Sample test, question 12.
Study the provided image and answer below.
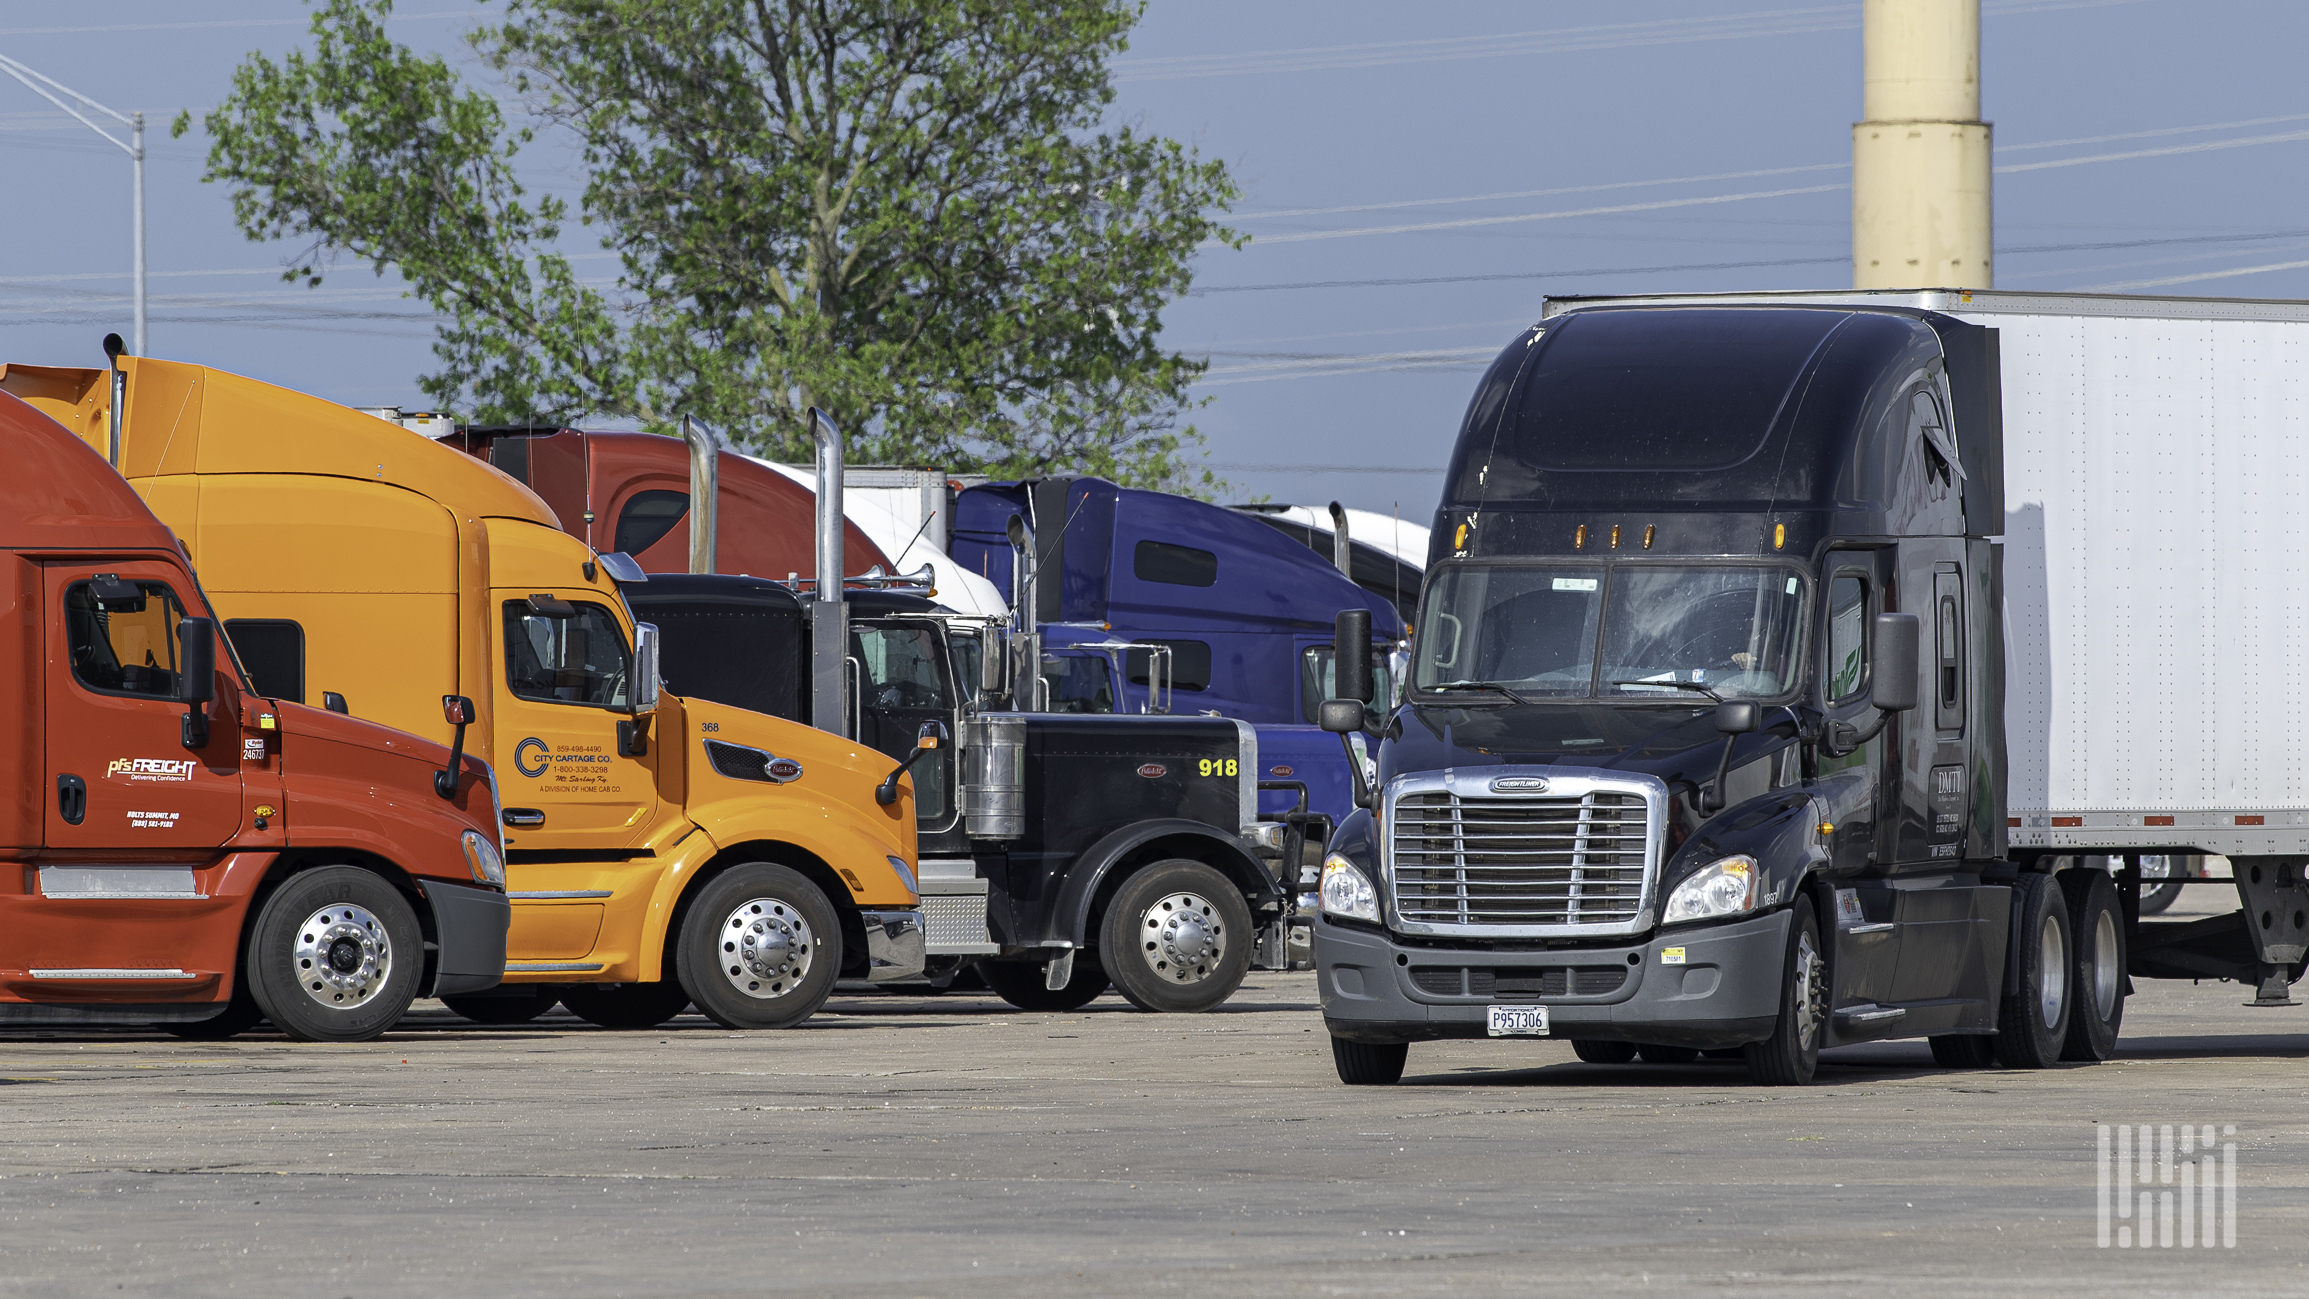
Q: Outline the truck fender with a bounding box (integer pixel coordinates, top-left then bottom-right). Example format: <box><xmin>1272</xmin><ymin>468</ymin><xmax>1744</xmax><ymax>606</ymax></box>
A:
<box><xmin>1051</xmin><ymin>819</ymin><xmax>1283</xmax><ymax>949</ymax></box>
<box><xmin>1662</xmin><ymin>788</ymin><xmax>1831</xmax><ymax>918</ymax></box>
<box><xmin>1323</xmin><ymin>806</ymin><xmax>1379</xmax><ymax>871</ymax></box>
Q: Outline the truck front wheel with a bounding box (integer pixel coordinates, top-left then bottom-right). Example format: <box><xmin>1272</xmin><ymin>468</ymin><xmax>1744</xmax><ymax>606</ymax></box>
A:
<box><xmin>1994</xmin><ymin>872</ymin><xmax>2073</xmax><ymax>1068</ymax></box>
<box><xmin>1330</xmin><ymin>1036</ymin><xmax>1408</xmax><ymax>1085</ymax></box>
<box><xmin>674</xmin><ymin>862</ymin><xmax>841</xmax><ymax>1030</ymax></box>
<box><xmin>1098</xmin><ymin>859</ymin><xmax>1254</xmax><ymax>1013</ymax></box>
<box><xmin>244</xmin><ymin>866</ymin><xmax>424</xmax><ymax>1043</ymax></box>
<box><xmin>1743</xmin><ymin>897</ymin><xmax>1825</xmax><ymax>1086</ymax></box>
<box><xmin>2060</xmin><ymin>869</ymin><xmax>2126</xmax><ymax>1062</ymax></box>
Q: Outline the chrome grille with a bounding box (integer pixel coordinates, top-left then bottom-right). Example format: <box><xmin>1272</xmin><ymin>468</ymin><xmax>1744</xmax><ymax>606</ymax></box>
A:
<box><xmin>1387</xmin><ymin>779</ymin><xmax>1659</xmax><ymax>935</ymax></box>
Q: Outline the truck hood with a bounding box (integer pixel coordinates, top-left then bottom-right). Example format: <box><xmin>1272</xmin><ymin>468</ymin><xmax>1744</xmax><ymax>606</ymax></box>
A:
<box><xmin>1383</xmin><ymin>700</ymin><xmax>1785</xmax><ymax>794</ymax></box>
<box><xmin>276</xmin><ymin>700</ymin><xmax>490</xmax><ymax>788</ymax></box>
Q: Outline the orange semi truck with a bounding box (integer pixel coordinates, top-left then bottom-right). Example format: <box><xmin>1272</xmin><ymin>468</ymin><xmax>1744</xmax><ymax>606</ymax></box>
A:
<box><xmin>1</xmin><ymin>389</ymin><xmax>510</xmax><ymax>1042</ymax></box>
<box><xmin>1</xmin><ymin>350</ymin><xmax>923</xmax><ymax>1031</ymax></box>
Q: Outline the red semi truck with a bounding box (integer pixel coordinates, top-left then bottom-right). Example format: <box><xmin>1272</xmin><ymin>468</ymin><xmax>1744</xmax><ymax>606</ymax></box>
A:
<box><xmin>0</xmin><ymin>388</ymin><xmax>509</xmax><ymax>1041</ymax></box>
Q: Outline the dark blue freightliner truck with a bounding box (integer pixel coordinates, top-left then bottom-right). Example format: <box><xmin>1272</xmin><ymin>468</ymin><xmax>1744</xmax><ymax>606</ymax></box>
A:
<box><xmin>1312</xmin><ymin>300</ymin><xmax>2129</xmax><ymax>1086</ymax></box>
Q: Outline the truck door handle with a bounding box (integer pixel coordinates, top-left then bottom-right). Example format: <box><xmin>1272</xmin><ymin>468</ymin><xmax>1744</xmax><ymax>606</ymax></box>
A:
<box><xmin>502</xmin><ymin>808</ymin><xmax>546</xmax><ymax>828</ymax></box>
<box><xmin>57</xmin><ymin>774</ymin><xmax>87</xmax><ymax>826</ymax></box>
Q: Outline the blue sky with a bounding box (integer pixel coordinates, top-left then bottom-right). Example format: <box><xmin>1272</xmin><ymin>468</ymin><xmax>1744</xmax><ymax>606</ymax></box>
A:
<box><xmin>5</xmin><ymin>0</ymin><xmax>2304</xmax><ymax>521</ymax></box>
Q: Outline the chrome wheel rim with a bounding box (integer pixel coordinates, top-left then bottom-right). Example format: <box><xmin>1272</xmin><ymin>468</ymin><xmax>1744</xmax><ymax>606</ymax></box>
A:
<box><xmin>1793</xmin><ymin>928</ymin><xmax>1824</xmax><ymax>1048</ymax></box>
<box><xmin>2038</xmin><ymin>912</ymin><xmax>2068</xmax><ymax>1029</ymax></box>
<box><xmin>720</xmin><ymin>898</ymin><xmax>814</xmax><ymax>1000</ymax></box>
<box><xmin>1137</xmin><ymin>891</ymin><xmax>1227</xmax><ymax>984</ymax></box>
<box><xmin>2092</xmin><ymin>908</ymin><xmax>2120</xmax><ymax>1021</ymax></box>
<box><xmin>293</xmin><ymin>904</ymin><xmax>393</xmax><ymax>1011</ymax></box>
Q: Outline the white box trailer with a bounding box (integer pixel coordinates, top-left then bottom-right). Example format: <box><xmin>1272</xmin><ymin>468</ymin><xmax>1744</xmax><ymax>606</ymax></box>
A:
<box><xmin>1543</xmin><ymin>289</ymin><xmax>2309</xmax><ymax>858</ymax></box>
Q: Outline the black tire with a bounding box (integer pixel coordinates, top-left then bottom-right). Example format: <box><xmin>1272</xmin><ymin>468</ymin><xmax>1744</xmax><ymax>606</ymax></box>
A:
<box><xmin>243</xmin><ymin>866</ymin><xmax>424</xmax><ymax>1043</ymax></box>
<box><xmin>441</xmin><ymin>986</ymin><xmax>563</xmax><ymax>1025</ymax></box>
<box><xmin>1635</xmin><ymin>1043</ymin><xmax>1701</xmax><ymax>1064</ymax></box>
<box><xmin>2138</xmin><ymin>880</ymin><xmax>2185</xmax><ymax>915</ymax></box>
<box><xmin>979</xmin><ymin>959</ymin><xmax>1110</xmax><ymax>1012</ymax></box>
<box><xmin>1331</xmin><ymin>1035</ymin><xmax>1408</xmax><ymax>1085</ymax></box>
<box><xmin>1098</xmin><ymin>859</ymin><xmax>1254</xmax><ymax>1013</ymax></box>
<box><xmin>163</xmin><ymin>992</ymin><xmax>266</xmax><ymax>1040</ymax></box>
<box><xmin>2060</xmin><ymin>868</ymin><xmax>2126</xmax><ymax>1062</ymax></box>
<box><xmin>1572</xmin><ymin>1039</ymin><xmax>1638</xmax><ymax>1064</ymax></box>
<box><xmin>559</xmin><ymin>981</ymin><xmax>690</xmax><ymax>1029</ymax></box>
<box><xmin>673</xmin><ymin>862</ymin><xmax>841</xmax><ymax>1030</ymax></box>
<box><xmin>1743</xmin><ymin>897</ymin><xmax>1826</xmax><ymax>1086</ymax></box>
<box><xmin>1993</xmin><ymin>872</ymin><xmax>2073</xmax><ymax>1069</ymax></box>
<box><xmin>1928</xmin><ymin>1034</ymin><xmax>1997</xmax><ymax>1068</ymax></box>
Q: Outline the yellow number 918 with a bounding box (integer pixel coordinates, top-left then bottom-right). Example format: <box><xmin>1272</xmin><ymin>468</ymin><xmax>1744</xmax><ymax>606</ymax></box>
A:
<box><xmin>1198</xmin><ymin>758</ymin><xmax>1239</xmax><ymax>778</ymax></box>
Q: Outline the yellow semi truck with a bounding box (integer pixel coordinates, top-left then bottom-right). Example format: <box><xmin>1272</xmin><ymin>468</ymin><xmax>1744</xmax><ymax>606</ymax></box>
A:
<box><xmin>1</xmin><ymin>351</ymin><xmax>923</xmax><ymax>1030</ymax></box>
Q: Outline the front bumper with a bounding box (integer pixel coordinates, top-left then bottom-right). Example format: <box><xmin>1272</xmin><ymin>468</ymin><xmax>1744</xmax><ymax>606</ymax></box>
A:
<box><xmin>1315</xmin><ymin>908</ymin><xmax>1791</xmax><ymax>1050</ymax></box>
<box><xmin>423</xmin><ymin>878</ymin><xmax>512</xmax><ymax>997</ymax></box>
<box><xmin>859</xmin><ymin>908</ymin><xmax>927</xmax><ymax>983</ymax></box>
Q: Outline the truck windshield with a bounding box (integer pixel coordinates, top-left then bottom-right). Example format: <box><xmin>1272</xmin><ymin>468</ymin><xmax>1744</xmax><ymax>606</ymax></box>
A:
<box><xmin>1414</xmin><ymin>564</ymin><xmax>1806</xmax><ymax>700</ymax></box>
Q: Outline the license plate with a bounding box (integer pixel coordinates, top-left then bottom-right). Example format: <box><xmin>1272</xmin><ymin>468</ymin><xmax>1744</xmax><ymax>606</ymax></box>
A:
<box><xmin>1486</xmin><ymin>1004</ymin><xmax>1549</xmax><ymax>1036</ymax></box>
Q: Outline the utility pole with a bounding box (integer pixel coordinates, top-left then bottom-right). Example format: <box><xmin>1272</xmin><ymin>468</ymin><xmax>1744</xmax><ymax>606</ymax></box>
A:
<box><xmin>1852</xmin><ymin>0</ymin><xmax>1992</xmax><ymax>289</ymax></box>
<box><xmin>0</xmin><ymin>56</ymin><xmax>146</xmax><ymax>352</ymax></box>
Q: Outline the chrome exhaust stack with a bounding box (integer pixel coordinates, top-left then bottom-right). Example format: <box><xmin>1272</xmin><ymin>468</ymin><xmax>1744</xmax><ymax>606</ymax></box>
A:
<box><xmin>680</xmin><ymin>414</ymin><xmax>719</xmax><ymax>575</ymax></box>
<box><xmin>809</xmin><ymin>408</ymin><xmax>849</xmax><ymax>737</ymax></box>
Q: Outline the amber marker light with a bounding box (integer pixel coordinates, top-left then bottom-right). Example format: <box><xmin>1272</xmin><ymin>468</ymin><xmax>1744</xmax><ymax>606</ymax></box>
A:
<box><xmin>1773</xmin><ymin>524</ymin><xmax>1786</xmax><ymax>550</ymax></box>
<box><xmin>1454</xmin><ymin>522</ymin><xmax>1469</xmax><ymax>549</ymax></box>
<box><xmin>1574</xmin><ymin>524</ymin><xmax>1587</xmax><ymax>549</ymax></box>
<box><xmin>1643</xmin><ymin>525</ymin><xmax>1656</xmax><ymax>550</ymax></box>
<box><xmin>1609</xmin><ymin>524</ymin><xmax>1621</xmax><ymax>549</ymax></box>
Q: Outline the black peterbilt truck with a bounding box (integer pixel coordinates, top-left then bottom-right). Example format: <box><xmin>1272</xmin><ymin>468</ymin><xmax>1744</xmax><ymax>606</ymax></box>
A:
<box><xmin>1313</xmin><ymin>301</ymin><xmax>2130</xmax><ymax>1085</ymax></box>
<box><xmin>626</xmin><ymin>576</ymin><xmax>1304</xmax><ymax>1013</ymax></box>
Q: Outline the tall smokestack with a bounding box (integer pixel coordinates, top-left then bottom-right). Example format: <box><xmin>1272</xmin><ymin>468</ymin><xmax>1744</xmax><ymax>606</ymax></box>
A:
<box><xmin>1852</xmin><ymin>0</ymin><xmax>1992</xmax><ymax>289</ymax></box>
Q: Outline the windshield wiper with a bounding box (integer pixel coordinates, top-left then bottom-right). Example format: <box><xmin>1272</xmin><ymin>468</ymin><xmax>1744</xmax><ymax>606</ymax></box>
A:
<box><xmin>1425</xmin><ymin>680</ymin><xmax>1544</xmax><ymax>705</ymax></box>
<box><xmin>1609</xmin><ymin>678</ymin><xmax>1723</xmax><ymax>703</ymax></box>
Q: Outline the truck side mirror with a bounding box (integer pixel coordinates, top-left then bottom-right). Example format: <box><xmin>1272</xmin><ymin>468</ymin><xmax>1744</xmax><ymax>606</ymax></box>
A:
<box><xmin>877</xmin><ymin>719</ymin><xmax>951</xmax><ymax>806</ymax></box>
<box><xmin>1701</xmin><ymin>699</ymin><xmax>1760</xmax><ymax>814</ymax></box>
<box><xmin>179</xmin><ymin>617</ymin><xmax>216</xmax><ymax>749</ymax></box>
<box><xmin>436</xmin><ymin>694</ymin><xmax>477</xmax><ymax>798</ymax></box>
<box><xmin>1333</xmin><ymin>609</ymin><xmax>1373</xmax><ymax>704</ymax></box>
<box><xmin>1317</xmin><ymin>699</ymin><xmax>1365</xmax><ymax>735</ymax></box>
<box><xmin>979</xmin><ymin>627</ymin><xmax>1009</xmax><ymax>696</ymax></box>
<box><xmin>1869</xmin><ymin>613</ymin><xmax>1921</xmax><ymax>713</ymax></box>
<box><xmin>631</xmin><ymin>623</ymin><xmax>663</xmax><ymax>712</ymax></box>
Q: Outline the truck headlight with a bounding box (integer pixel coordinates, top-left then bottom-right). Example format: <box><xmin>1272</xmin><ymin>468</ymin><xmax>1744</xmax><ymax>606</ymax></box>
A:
<box><xmin>1662</xmin><ymin>854</ymin><xmax>1754</xmax><ymax>925</ymax></box>
<box><xmin>460</xmin><ymin>829</ymin><xmax>506</xmax><ymax>888</ymax></box>
<box><xmin>1319</xmin><ymin>853</ymin><xmax>1379</xmax><ymax>923</ymax></box>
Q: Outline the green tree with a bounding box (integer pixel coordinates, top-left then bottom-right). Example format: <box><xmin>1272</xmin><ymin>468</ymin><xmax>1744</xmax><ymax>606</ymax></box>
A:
<box><xmin>179</xmin><ymin>0</ymin><xmax>1240</xmax><ymax>491</ymax></box>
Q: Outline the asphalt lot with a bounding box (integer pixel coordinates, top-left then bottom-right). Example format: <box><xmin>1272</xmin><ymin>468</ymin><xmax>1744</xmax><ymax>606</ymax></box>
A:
<box><xmin>4</xmin><ymin>890</ymin><xmax>2306</xmax><ymax>1298</ymax></box>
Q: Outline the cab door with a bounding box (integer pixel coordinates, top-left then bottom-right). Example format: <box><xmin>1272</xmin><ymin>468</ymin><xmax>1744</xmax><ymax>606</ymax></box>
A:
<box><xmin>490</xmin><ymin>592</ymin><xmax>660</xmax><ymax>848</ymax></box>
<box><xmin>42</xmin><ymin>562</ymin><xmax>244</xmax><ymax>853</ymax></box>
<box><xmin>853</xmin><ymin>618</ymin><xmax>957</xmax><ymax>834</ymax></box>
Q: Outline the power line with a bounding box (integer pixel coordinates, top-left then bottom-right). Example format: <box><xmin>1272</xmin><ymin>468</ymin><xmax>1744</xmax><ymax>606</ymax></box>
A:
<box><xmin>0</xmin><ymin>10</ymin><xmax>472</xmax><ymax>37</ymax></box>
<box><xmin>1229</xmin><ymin>112</ymin><xmax>2309</xmax><ymax>226</ymax></box>
<box><xmin>1114</xmin><ymin>0</ymin><xmax>2159</xmax><ymax>82</ymax></box>
<box><xmin>1189</xmin><ymin>254</ymin><xmax>1846</xmax><ymax>296</ymax></box>
<box><xmin>1187</xmin><ymin>226</ymin><xmax>2309</xmax><ymax>297</ymax></box>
